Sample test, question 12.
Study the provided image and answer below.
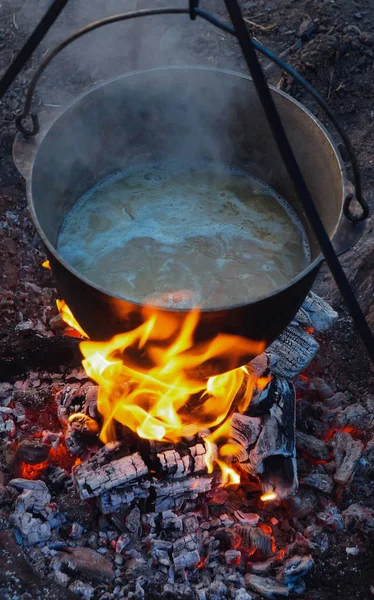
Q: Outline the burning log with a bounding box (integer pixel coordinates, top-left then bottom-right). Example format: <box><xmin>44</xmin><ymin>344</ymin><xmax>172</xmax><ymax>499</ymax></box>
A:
<box><xmin>236</xmin><ymin>377</ymin><xmax>297</xmax><ymax>498</ymax></box>
<box><xmin>73</xmin><ymin>450</ymin><xmax>148</xmax><ymax>499</ymax></box>
<box><xmin>157</xmin><ymin>442</ymin><xmax>208</xmax><ymax>478</ymax></box>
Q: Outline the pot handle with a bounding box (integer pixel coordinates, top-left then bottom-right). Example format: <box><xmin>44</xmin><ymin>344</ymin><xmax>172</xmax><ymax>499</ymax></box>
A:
<box><xmin>13</xmin><ymin>7</ymin><xmax>370</xmax><ymax>224</ymax></box>
<box><xmin>332</xmin><ymin>182</ymin><xmax>367</xmax><ymax>257</ymax></box>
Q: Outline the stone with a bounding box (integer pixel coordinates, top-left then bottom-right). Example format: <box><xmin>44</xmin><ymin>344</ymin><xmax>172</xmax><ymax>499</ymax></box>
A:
<box><xmin>342</xmin><ymin>503</ymin><xmax>373</xmax><ymax>529</ymax></box>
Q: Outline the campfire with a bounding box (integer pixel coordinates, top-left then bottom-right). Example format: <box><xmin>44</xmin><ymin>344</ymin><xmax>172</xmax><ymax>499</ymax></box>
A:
<box><xmin>3</xmin><ymin>283</ymin><xmax>371</xmax><ymax>600</ymax></box>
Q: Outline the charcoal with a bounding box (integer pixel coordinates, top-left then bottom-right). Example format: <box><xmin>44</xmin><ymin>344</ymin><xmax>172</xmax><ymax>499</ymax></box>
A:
<box><xmin>283</xmin><ymin>488</ymin><xmax>317</xmax><ymax>518</ymax></box>
<box><xmin>68</xmin><ymin>580</ymin><xmax>94</xmax><ymax>599</ymax></box>
<box><xmin>225</xmin><ymin>549</ymin><xmax>241</xmax><ymax>565</ymax></box>
<box><xmin>98</xmin><ymin>481</ymin><xmax>150</xmax><ymax>514</ymax></box>
<box><xmin>154</xmin><ymin>475</ymin><xmax>212</xmax><ymax>512</ymax></box>
<box><xmin>295</xmin><ymin>432</ymin><xmax>330</xmax><ymax>460</ymax></box>
<box><xmin>234</xmin><ymin>511</ymin><xmax>260</xmax><ymax>526</ymax></box>
<box><xmin>333</xmin><ymin>431</ymin><xmax>364</xmax><ymax>485</ymax></box>
<box><xmin>301</xmin><ymin>471</ymin><xmax>334</xmax><ymax>494</ymax></box>
<box><xmin>326</xmin><ymin>392</ymin><xmax>348</xmax><ymax>409</ymax></box>
<box><xmin>249</xmin><ymin>527</ymin><xmax>273</xmax><ymax>558</ymax></box>
<box><xmin>317</xmin><ymin>504</ymin><xmax>344</xmax><ymax>531</ymax></box>
<box><xmin>11</xmin><ymin>511</ymin><xmax>51</xmax><ymax>545</ymax></box>
<box><xmin>309</xmin><ymin>378</ymin><xmax>334</xmax><ymax>400</ymax></box>
<box><xmin>157</xmin><ymin>443</ymin><xmax>208</xmax><ymax>478</ymax></box>
<box><xmin>246</xmin><ymin>378</ymin><xmax>297</xmax><ymax>498</ymax></box>
<box><xmin>276</xmin><ymin>554</ymin><xmax>314</xmax><ymax>583</ymax></box>
<box><xmin>266</xmin><ymin>323</ymin><xmax>319</xmax><ymax>378</ymax></box>
<box><xmin>126</xmin><ymin>507</ymin><xmax>142</xmax><ymax>537</ymax></box>
<box><xmin>245</xmin><ymin>574</ymin><xmax>289</xmax><ymax>598</ymax></box>
<box><xmin>248</xmin><ymin>555</ymin><xmax>280</xmax><ymax>575</ymax></box>
<box><xmin>342</xmin><ymin>503</ymin><xmax>373</xmax><ymax>529</ymax></box>
<box><xmin>172</xmin><ymin>534</ymin><xmax>200</xmax><ymax>571</ymax></box>
<box><xmin>331</xmin><ymin>403</ymin><xmax>372</xmax><ymax>430</ymax></box>
<box><xmin>295</xmin><ymin>291</ymin><xmax>338</xmax><ymax>332</ymax></box>
<box><xmin>232</xmin><ymin>589</ymin><xmax>252</xmax><ymax>600</ymax></box>
<box><xmin>73</xmin><ymin>451</ymin><xmax>148</xmax><ymax>499</ymax></box>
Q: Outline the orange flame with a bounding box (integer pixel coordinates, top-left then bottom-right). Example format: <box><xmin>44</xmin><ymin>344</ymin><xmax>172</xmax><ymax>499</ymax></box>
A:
<box><xmin>260</xmin><ymin>491</ymin><xmax>278</xmax><ymax>502</ymax></box>
<box><xmin>42</xmin><ymin>259</ymin><xmax>51</xmax><ymax>270</ymax></box>
<box><xmin>56</xmin><ymin>299</ymin><xmax>88</xmax><ymax>338</ymax></box>
<box><xmin>79</xmin><ymin>308</ymin><xmax>265</xmax><ymax>483</ymax></box>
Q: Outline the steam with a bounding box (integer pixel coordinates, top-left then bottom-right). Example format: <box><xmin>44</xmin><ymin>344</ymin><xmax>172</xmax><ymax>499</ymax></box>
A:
<box><xmin>11</xmin><ymin>0</ymin><xmax>242</xmax><ymax>106</ymax></box>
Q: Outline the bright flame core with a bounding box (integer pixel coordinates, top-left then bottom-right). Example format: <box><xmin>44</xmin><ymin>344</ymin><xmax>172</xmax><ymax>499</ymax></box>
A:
<box><xmin>78</xmin><ymin>309</ymin><xmax>265</xmax><ymax>483</ymax></box>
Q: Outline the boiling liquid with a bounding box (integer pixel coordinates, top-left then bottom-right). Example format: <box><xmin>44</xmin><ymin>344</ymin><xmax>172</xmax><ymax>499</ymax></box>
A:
<box><xmin>57</xmin><ymin>163</ymin><xmax>310</xmax><ymax>309</ymax></box>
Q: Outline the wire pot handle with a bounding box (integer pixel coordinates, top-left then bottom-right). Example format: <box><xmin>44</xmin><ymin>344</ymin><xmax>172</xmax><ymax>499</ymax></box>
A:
<box><xmin>15</xmin><ymin>6</ymin><xmax>369</xmax><ymax>224</ymax></box>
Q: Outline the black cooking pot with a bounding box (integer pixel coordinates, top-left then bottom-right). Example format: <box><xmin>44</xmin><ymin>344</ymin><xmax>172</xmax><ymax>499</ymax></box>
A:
<box><xmin>13</xmin><ymin>67</ymin><xmax>363</xmax><ymax>369</ymax></box>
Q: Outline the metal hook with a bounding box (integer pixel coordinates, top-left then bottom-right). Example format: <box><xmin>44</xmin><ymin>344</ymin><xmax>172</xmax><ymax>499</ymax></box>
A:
<box><xmin>189</xmin><ymin>0</ymin><xmax>199</xmax><ymax>20</ymax></box>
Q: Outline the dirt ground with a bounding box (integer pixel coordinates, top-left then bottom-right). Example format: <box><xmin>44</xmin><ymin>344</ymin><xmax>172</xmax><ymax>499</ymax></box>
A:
<box><xmin>0</xmin><ymin>0</ymin><xmax>374</xmax><ymax>598</ymax></box>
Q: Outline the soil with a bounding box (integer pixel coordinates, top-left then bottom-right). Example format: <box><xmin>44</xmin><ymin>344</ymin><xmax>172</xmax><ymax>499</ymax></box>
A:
<box><xmin>0</xmin><ymin>0</ymin><xmax>374</xmax><ymax>599</ymax></box>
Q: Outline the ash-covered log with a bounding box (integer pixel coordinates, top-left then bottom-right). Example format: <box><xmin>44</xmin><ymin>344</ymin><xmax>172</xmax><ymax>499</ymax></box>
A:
<box><xmin>73</xmin><ymin>450</ymin><xmax>148</xmax><ymax>500</ymax></box>
<box><xmin>295</xmin><ymin>291</ymin><xmax>338</xmax><ymax>333</ymax></box>
<box><xmin>232</xmin><ymin>377</ymin><xmax>297</xmax><ymax>498</ymax></box>
<box><xmin>266</xmin><ymin>324</ymin><xmax>319</xmax><ymax>378</ymax></box>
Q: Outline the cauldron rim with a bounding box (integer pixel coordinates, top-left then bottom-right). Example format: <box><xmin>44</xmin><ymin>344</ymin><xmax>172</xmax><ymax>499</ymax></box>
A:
<box><xmin>26</xmin><ymin>65</ymin><xmax>346</xmax><ymax>315</ymax></box>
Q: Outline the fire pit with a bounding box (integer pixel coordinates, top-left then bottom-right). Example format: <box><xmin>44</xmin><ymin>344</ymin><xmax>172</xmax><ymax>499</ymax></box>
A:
<box><xmin>1</xmin><ymin>1</ymin><xmax>374</xmax><ymax>599</ymax></box>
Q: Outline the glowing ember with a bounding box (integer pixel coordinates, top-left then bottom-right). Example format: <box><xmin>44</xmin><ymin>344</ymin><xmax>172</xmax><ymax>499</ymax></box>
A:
<box><xmin>42</xmin><ymin>259</ymin><xmax>51</xmax><ymax>270</ymax></box>
<box><xmin>76</xmin><ymin>307</ymin><xmax>265</xmax><ymax>484</ymax></box>
<box><xmin>260</xmin><ymin>491</ymin><xmax>278</xmax><ymax>502</ymax></box>
<box><xmin>56</xmin><ymin>299</ymin><xmax>88</xmax><ymax>338</ymax></box>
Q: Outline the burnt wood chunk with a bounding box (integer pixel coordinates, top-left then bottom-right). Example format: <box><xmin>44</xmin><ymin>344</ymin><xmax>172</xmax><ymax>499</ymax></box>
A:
<box><xmin>295</xmin><ymin>431</ymin><xmax>330</xmax><ymax>460</ymax></box>
<box><xmin>333</xmin><ymin>431</ymin><xmax>364</xmax><ymax>485</ymax></box>
<box><xmin>266</xmin><ymin>324</ymin><xmax>319</xmax><ymax>378</ymax></box>
<box><xmin>73</xmin><ymin>451</ymin><xmax>148</xmax><ymax>499</ymax></box>
<box><xmin>295</xmin><ymin>291</ymin><xmax>338</xmax><ymax>333</ymax></box>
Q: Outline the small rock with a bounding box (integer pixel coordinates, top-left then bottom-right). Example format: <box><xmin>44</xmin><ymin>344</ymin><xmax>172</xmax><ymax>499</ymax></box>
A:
<box><xmin>298</xmin><ymin>18</ymin><xmax>316</xmax><ymax>39</ymax></box>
